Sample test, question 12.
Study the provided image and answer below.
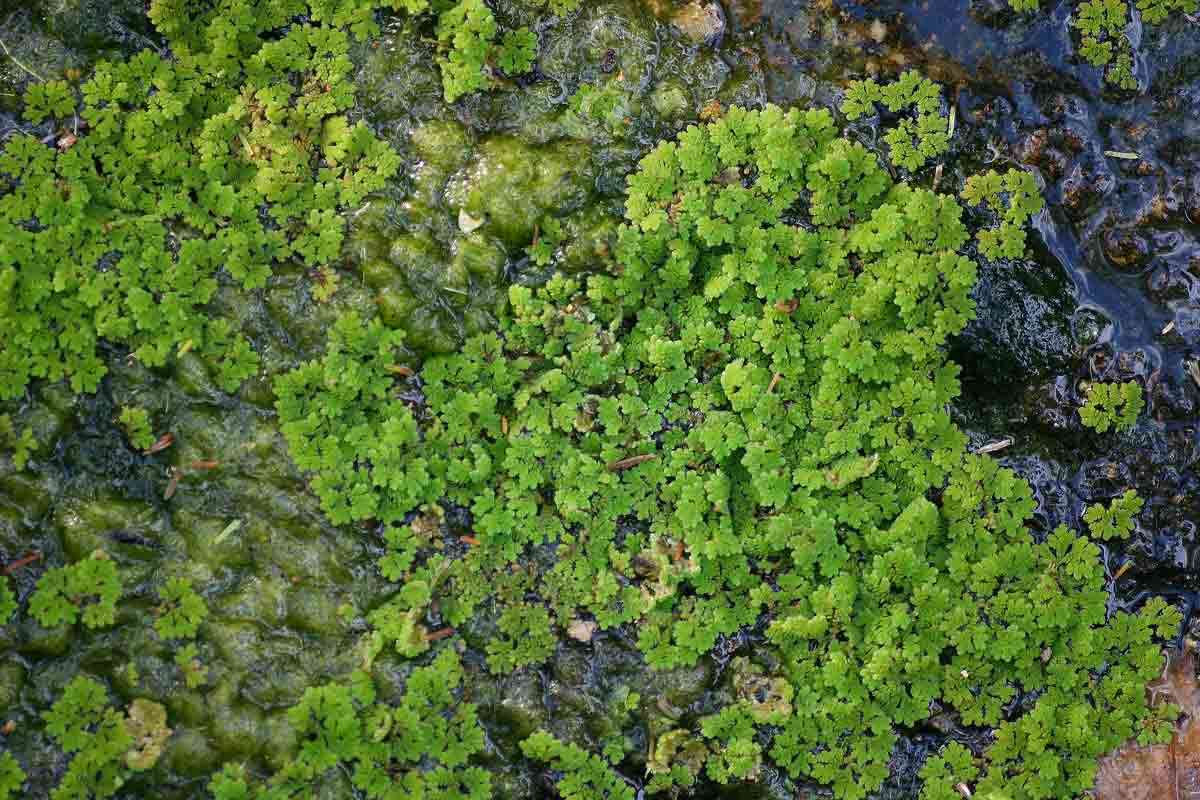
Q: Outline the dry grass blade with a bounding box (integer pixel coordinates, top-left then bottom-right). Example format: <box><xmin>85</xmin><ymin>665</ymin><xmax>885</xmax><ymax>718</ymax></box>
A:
<box><xmin>0</xmin><ymin>37</ymin><xmax>45</xmax><ymax>82</ymax></box>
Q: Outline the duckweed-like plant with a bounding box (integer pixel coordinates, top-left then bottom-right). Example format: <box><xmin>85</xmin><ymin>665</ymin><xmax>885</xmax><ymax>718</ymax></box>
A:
<box><xmin>1084</xmin><ymin>489</ymin><xmax>1142</xmax><ymax>539</ymax></box>
<box><xmin>1071</xmin><ymin>0</ymin><xmax>1194</xmax><ymax>88</ymax></box>
<box><xmin>1136</xmin><ymin>0</ymin><xmax>1198</xmax><ymax>21</ymax></box>
<box><xmin>842</xmin><ymin>71</ymin><xmax>951</xmax><ymax>170</ymax></box>
<box><xmin>0</xmin><ymin>577</ymin><xmax>15</xmax><ymax>624</ymax></box>
<box><xmin>277</xmin><ymin>105</ymin><xmax>1178</xmax><ymax>798</ymax></box>
<box><xmin>497</xmin><ymin>28</ymin><xmax>539</xmax><ymax>75</ymax></box>
<box><xmin>486</xmin><ymin>602</ymin><xmax>558</xmax><ymax>673</ymax></box>
<box><xmin>1013</xmin><ymin>0</ymin><xmax>1194</xmax><ymax>80</ymax></box>
<box><xmin>0</xmin><ymin>414</ymin><xmax>35</xmax><ymax>470</ymax></box>
<box><xmin>153</xmin><ymin>577</ymin><xmax>208</xmax><ymax>640</ymax></box>
<box><xmin>431</xmin><ymin>0</ymin><xmax>571</xmax><ymax>102</ymax></box>
<box><xmin>1080</xmin><ymin>380</ymin><xmax>1144</xmax><ymax>432</ymax></box>
<box><xmin>0</xmin><ymin>753</ymin><xmax>22</xmax><ymax>800</ymax></box>
<box><xmin>1074</xmin><ymin>0</ymin><xmax>1138</xmax><ymax>89</ymax></box>
<box><xmin>117</xmin><ymin>407</ymin><xmax>155</xmax><ymax>452</ymax></box>
<box><xmin>42</xmin><ymin>677</ymin><xmax>135</xmax><ymax>800</ymax></box>
<box><xmin>174</xmin><ymin>643</ymin><xmax>209</xmax><ymax>690</ymax></box>
<box><xmin>436</xmin><ymin>0</ymin><xmax>504</xmax><ymax>102</ymax></box>
<box><xmin>0</xmin><ymin>0</ymin><xmax>405</xmax><ymax>401</ymax></box>
<box><xmin>0</xmin><ymin>0</ymin><xmax>575</xmax><ymax>402</ymax></box>
<box><xmin>528</xmin><ymin>216</ymin><xmax>568</xmax><ymax>267</ymax></box>
<box><xmin>273</xmin><ymin>312</ymin><xmax>419</xmax><ymax>526</ymax></box>
<box><xmin>961</xmin><ymin>168</ymin><xmax>1045</xmax><ymax>260</ymax></box>
<box><xmin>21</xmin><ymin>80</ymin><xmax>76</xmax><ymax>125</ymax></box>
<box><xmin>520</xmin><ymin>731</ymin><xmax>635</xmax><ymax>800</ymax></box>
<box><xmin>28</xmin><ymin>552</ymin><xmax>122</xmax><ymax>630</ymax></box>
<box><xmin>698</xmin><ymin>705</ymin><xmax>764</xmax><ymax>784</ymax></box>
<box><xmin>208</xmin><ymin>650</ymin><xmax>490</xmax><ymax>799</ymax></box>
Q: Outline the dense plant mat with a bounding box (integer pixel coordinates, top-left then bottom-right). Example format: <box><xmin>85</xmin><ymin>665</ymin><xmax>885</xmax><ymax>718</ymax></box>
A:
<box><xmin>1</xmin><ymin>0</ymin><xmax>1197</xmax><ymax>799</ymax></box>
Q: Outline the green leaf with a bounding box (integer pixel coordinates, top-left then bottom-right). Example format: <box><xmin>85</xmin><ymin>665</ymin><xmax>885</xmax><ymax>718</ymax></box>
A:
<box><xmin>29</xmin><ymin>552</ymin><xmax>122</xmax><ymax>630</ymax></box>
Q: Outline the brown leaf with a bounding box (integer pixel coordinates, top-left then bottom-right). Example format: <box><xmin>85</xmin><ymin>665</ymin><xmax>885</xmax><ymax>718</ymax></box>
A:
<box><xmin>423</xmin><ymin>626</ymin><xmax>455</xmax><ymax>642</ymax></box>
<box><xmin>1151</xmin><ymin>646</ymin><xmax>1200</xmax><ymax>719</ymax></box>
<box><xmin>144</xmin><ymin>432</ymin><xmax>174</xmax><ymax>454</ymax></box>
<box><xmin>3</xmin><ymin>550</ymin><xmax>41</xmax><ymax>574</ymax></box>
<box><xmin>1095</xmin><ymin>647</ymin><xmax>1200</xmax><ymax>800</ymax></box>
<box><xmin>567</xmin><ymin>619</ymin><xmax>597</xmax><ymax>643</ymax></box>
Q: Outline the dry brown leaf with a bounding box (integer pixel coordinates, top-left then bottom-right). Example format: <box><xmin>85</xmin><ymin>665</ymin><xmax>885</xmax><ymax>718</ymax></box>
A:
<box><xmin>567</xmin><ymin>619</ymin><xmax>597</xmax><ymax>643</ymax></box>
<box><xmin>1094</xmin><ymin>647</ymin><xmax>1200</xmax><ymax>800</ymax></box>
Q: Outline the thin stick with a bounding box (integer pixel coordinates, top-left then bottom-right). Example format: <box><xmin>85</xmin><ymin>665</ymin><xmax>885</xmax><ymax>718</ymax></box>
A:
<box><xmin>974</xmin><ymin>438</ymin><xmax>1012</xmax><ymax>455</ymax></box>
<box><xmin>3</xmin><ymin>551</ymin><xmax>41</xmax><ymax>574</ymax></box>
<box><xmin>0</xmin><ymin>38</ymin><xmax>45</xmax><ymax>83</ymax></box>
<box><xmin>607</xmin><ymin>453</ymin><xmax>657</xmax><ymax>472</ymax></box>
<box><xmin>423</xmin><ymin>626</ymin><xmax>455</xmax><ymax>642</ymax></box>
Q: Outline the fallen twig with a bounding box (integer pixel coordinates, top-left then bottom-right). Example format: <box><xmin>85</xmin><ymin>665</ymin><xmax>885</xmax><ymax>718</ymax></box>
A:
<box><xmin>974</xmin><ymin>438</ymin><xmax>1012</xmax><ymax>455</ymax></box>
<box><xmin>607</xmin><ymin>453</ymin><xmax>657</xmax><ymax>472</ymax></box>
<box><xmin>3</xmin><ymin>550</ymin><xmax>41</xmax><ymax>574</ymax></box>
<box><xmin>144</xmin><ymin>433</ymin><xmax>174</xmax><ymax>455</ymax></box>
<box><xmin>423</xmin><ymin>626</ymin><xmax>455</xmax><ymax>642</ymax></box>
<box><xmin>164</xmin><ymin>467</ymin><xmax>181</xmax><ymax>500</ymax></box>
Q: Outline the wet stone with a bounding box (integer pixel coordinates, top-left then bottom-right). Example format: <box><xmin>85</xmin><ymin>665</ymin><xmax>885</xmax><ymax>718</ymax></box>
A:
<box><xmin>17</xmin><ymin>617</ymin><xmax>74</xmax><ymax>657</ymax></box>
<box><xmin>261</xmin><ymin>711</ymin><xmax>300</xmax><ymax>771</ymax></box>
<box><xmin>653</xmin><ymin>658</ymin><xmax>712</xmax><ymax>711</ymax></box>
<box><xmin>163</xmin><ymin>726</ymin><xmax>220</xmax><ymax>777</ymax></box>
<box><xmin>1145</xmin><ymin>264</ymin><xmax>1192</xmax><ymax>304</ymax></box>
<box><xmin>968</xmin><ymin>0</ymin><xmax>1015</xmax><ymax>28</ymax></box>
<box><xmin>1071</xmin><ymin>307</ymin><xmax>1113</xmax><ymax>350</ymax></box>
<box><xmin>0</xmin><ymin>659</ymin><xmax>26</xmax><ymax>710</ymax></box>
<box><xmin>1062</xmin><ymin>162</ymin><xmax>1116</xmax><ymax>218</ymax></box>
<box><xmin>1102</xmin><ymin>227</ymin><xmax>1152</xmax><ymax>271</ymax></box>
<box><xmin>1171</xmin><ymin>305</ymin><xmax>1200</xmax><ymax>346</ymax></box>
<box><xmin>671</xmin><ymin>1</ymin><xmax>726</xmax><ymax>46</ymax></box>
<box><xmin>953</xmin><ymin>255</ymin><xmax>1075</xmax><ymax>385</ymax></box>
<box><xmin>1148</xmin><ymin>374</ymin><xmax>1199</xmax><ymax>421</ymax></box>
<box><xmin>164</xmin><ymin>689</ymin><xmax>207</xmax><ymax>728</ymax></box>
<box><xmin>207</xmin><ymin>690</ymin><xmax>267</xmax><ymax>759</ymax></box>
<box><xmin>284</xmin><ymin>586</ymin><xmax>344</xmax><ymax>637</ymax></box>
<box><xmin>491</xmin><ymin>670</ymin><xmax>547</xmax><ymax>745</ymax></box>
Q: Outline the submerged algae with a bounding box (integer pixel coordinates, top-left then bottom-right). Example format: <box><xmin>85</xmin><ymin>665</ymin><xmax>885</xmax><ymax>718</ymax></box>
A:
<box><xmin>0</xmin><ymin>1</ymin><xmax>746</xmax><ymax>794</ymax></box>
